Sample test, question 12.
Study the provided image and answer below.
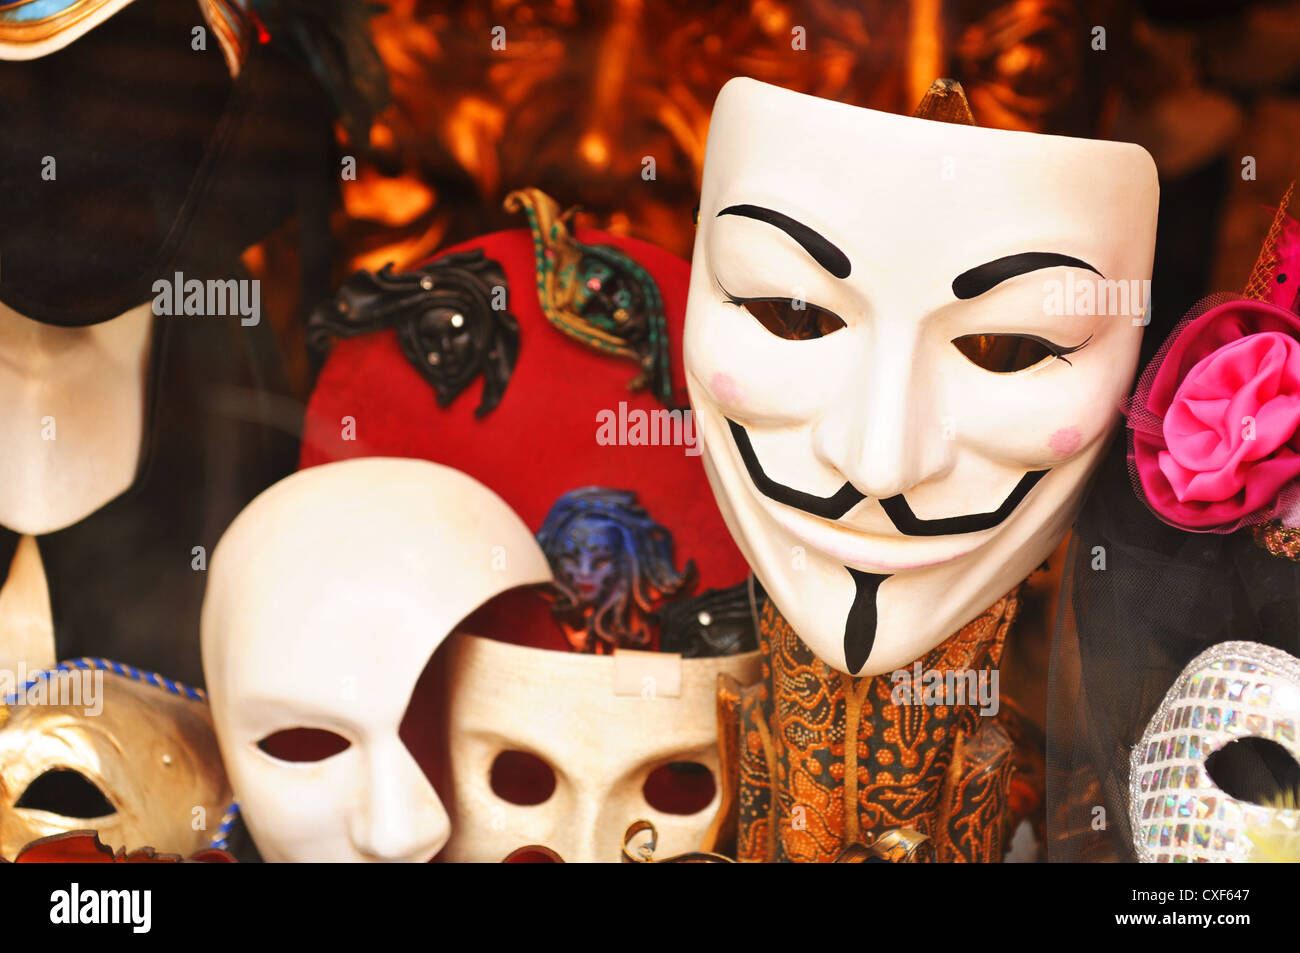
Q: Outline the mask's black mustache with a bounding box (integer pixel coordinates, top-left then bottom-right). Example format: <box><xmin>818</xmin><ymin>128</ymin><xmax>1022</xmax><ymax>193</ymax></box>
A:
<box><xmin>844</xmin><ymin>569</ymin><xmax>889</xmax><ymax>675</ymax></box>
<box><xmin>726</xmin><ymin>418</ymin><xmax>1048</xmax><ymax>535</ymax></box>
<box><xmin>728</xmin><ymin>418</ymin><xmax>863</xmax><ymax>519</ymax></box>
<box><xmin>877</xmin><ymin>470</ymin><xmax>1047</xmax><ymax>535</ymax></box>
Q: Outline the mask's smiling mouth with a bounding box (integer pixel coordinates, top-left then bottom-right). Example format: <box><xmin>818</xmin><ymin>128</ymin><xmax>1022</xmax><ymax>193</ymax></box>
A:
<box><xmin>725</xmin><ymin>417</ymin><xmax>1050</xmax><ymax>674</ymax></box>
<box><xmin>725</xmin><ymin>418</ymin><xmax>1048</xmax><ymax>537</ymax></box>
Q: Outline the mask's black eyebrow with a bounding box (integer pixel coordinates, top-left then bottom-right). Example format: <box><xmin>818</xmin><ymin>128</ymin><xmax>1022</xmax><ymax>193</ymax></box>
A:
<box><xmin>952</xmin><ymin>252</ymin><xmax>1101</xmax><ymax>299</ymax></box>
<box><xmin>717</xmin><ymin>204</ymin><xmax>851</xmax><ymax>279</ymax></box>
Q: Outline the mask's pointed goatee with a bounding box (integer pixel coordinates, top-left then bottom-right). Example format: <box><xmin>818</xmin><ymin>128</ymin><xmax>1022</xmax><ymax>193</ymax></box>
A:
<box><xmin>843</xmin><ymin>569</ymin><xmax>890</xmax><ymax>675</ymax></box>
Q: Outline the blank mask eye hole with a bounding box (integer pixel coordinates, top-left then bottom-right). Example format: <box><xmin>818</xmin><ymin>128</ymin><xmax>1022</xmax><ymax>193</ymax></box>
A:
<box><xmin>642</xmin><ymin>761</ymin><xmax>716</xmax><ymax>815</ymax></box>
<box><xmin>16</xmin><ymin>768</ymin><xmax>115</xmax><ymax>818</ymax></box>
<box><xmin>1205</xmin><ymin>736</ymin><xmax>1300</xmax><ymax>805</ymax></box>
<box><xmin>502</xmin><ymin>845</ymin><xmax>564</xmax><ymax>863</ymax></box>
<box><xmin>953</xmin><ymin>334</ymin><xmax>1056</xmax><ymax>372</ymax></box>
<box><xmin>490</xmin><ymin>750</ymin><xmax>556</xmax><ymax>805</ymax></box>
<box><xmin>258</xmin><ymin>728</ymin><xmax>351</xmax><ymax>763</ymax></box>
<box><xmin>740</xmin><ymin>299</ymin><xmax>846</xmax><ymax>341</ymax></box>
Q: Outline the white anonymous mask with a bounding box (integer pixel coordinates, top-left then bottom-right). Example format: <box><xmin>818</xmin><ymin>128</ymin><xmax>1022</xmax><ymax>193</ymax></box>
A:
<box><xmin>201</xmin><ymin>457</ymin><xmax>552</xmax><ymax>862</ymax></box>
<box><xmin>1131</xmin><ymin>641</ymin><xmax>1300</xmax><ymax>863</ymax></box>
<box><xmin>685</xmin><ymin>77</ymin><xmax>1159</xmax><ymax>676</ymax></box>
<box><xmin>442</xmin><ymin>633</ymin><xmax>760</xmax><ymax>862</ymax></box>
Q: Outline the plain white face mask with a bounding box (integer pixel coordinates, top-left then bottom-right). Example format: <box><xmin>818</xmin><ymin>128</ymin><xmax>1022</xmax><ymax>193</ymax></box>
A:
<box><xmin>201</xmin><ymin>457</ymin><xmax>552</xmax><ymax>862</ymax></box>
<box><xmin>442</xmin><ymin>633</ymin><xmax>760</xmax><ymax>862</ymax></box>
<box><xmin>685</xmin><ymin>77</ymin><xmax>1159</xmax><ymax>676</ymax></box>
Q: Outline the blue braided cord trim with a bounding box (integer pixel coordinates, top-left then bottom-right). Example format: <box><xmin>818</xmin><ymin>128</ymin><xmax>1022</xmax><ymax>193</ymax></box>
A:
<box><xmin>211</xmin><ymin>802</ymin><xmax>241</xmax><ymax>850</ymax></box>
<box><xmin>2</xmin><ymin>657</ymin><xmax>205</xmax><ymax>706</ymax></box>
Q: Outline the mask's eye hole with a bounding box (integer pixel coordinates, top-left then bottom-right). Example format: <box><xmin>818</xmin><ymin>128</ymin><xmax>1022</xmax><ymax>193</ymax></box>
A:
<box><xmin>258</xmin><ymin>728</ymin><xmax>351</xmax><ymax>763</ymax></box>
<box><xmin>953</xmin><ymin>333</ymin><xmax>1091</xmax><ymax>372</ymax></box>
<box><xmin>738</xmin><ymin>298</ymin><xmax>846</xmax><ymax>341</ymax></box>
<box><xmin>15</xmin><ymin>768</ymin><xmax>115</xmax><ymax>818</ymax></box>
<box><xmin>490</xmin><ymin>750</ymin><xmax>556</xmax><ymax>805</ymax></box>
<box><xmin>1205</xmin><ymin>736</ymin><xmax>1300</xmax><ymax>806</ymax></box>
<box><xmin>642</xmin><ymin>760</ymin><xmax>716</xmax><ymax>815</ymax></box>
<box><xmin>503</xmin><ymin>845</ymin><xmax>564</xmax><ymax>863</ymax></box>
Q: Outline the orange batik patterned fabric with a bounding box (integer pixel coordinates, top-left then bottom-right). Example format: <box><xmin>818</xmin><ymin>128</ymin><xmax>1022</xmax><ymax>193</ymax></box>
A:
<box><xmin>730</xmin><ymin>588</ymin><xmax>1021</xmax><ymax>863</ymax></box>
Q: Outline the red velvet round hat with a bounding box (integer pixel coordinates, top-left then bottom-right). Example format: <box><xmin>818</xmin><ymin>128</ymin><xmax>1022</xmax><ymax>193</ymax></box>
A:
<box><xmin>300</xmin><ymin>189</ymin><xmax>749</xmax><ymax>654</ymax></box>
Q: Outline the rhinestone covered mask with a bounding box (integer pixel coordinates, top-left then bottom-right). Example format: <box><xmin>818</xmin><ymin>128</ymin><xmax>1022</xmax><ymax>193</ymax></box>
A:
<box><xmin>1130</xmin><ymin>641</ymin><xmax>1300</xmax><ymax>862</ymax></box>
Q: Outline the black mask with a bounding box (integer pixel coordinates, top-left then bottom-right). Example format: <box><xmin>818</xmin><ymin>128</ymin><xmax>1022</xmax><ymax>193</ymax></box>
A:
<box><xmin>0</xmin><ymin>0</ymin><xmax>337</xmax><ymax>326</ymax></box>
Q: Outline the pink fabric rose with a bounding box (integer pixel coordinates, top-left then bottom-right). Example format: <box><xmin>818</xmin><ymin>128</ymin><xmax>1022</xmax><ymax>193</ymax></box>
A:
<box><xmin>1130</xmin><ymin>298</ymin><xmax>1300</xmax><ymax>531</ymax></box>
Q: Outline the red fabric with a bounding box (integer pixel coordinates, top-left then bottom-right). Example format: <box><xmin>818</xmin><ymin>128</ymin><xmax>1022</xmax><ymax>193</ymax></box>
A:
<box><xmin>9</xmin><ymin>831</ymin><xmax>233</xmax><ymax>863</ymax></box>
<box><xmin>300</xmin><ymin>227</ymin><xmax>748</xmax><ymax>649</ymax></box>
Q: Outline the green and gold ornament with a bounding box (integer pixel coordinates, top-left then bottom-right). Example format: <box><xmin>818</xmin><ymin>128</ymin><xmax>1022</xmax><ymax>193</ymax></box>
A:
<box><xmin>506</xmin><ymin>188</ymin><xmax>674</xmax><ymax>407</ymax></box>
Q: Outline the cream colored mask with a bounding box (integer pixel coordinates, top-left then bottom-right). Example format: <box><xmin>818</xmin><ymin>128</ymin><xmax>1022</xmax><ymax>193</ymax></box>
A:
<box><xmin>201</xmin><ymin>457</ymin><xmax>552</xmax><ymax>862</ymax></box>
<box><xmin>1131</xmin><ymin>641</ymin><xmax>1300</xmax><ymax>863</ymax></box>
<box><xmin>685</xmin><ymin>77</ymin><xmax>1159</xmax><ymax>675</ymax></box>
<box><xmin>443</xmin><ymin>633</ymin><xmax>759</xmax><ymax>862</ymax></box>
<box><xmin>0</xmin><ymin>660</ymin><xmax>232</xmax><ymax>859</ymax></box>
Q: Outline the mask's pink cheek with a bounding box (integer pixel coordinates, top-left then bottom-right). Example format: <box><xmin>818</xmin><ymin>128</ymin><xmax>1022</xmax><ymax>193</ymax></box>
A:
<box><xmin>709</xmin><ymin>371</ymin><xmax>745</xmax><ymax>408</ymax></box>
<box><xmin>1048</xmin><ymin>426</ymin><xmax>1083</xmax><ymax>458</ymax></box>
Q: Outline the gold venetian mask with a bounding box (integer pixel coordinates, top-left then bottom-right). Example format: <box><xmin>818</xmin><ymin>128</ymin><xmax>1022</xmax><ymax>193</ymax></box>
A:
<box><xmin>0</xmin><ymin>660</ymin><xmax>232</xmax><ymax>860</ymax></box>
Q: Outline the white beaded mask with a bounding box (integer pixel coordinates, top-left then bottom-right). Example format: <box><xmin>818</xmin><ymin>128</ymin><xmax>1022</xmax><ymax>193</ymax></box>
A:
<box><xmin>1131</xmin><ymin>641</ymin><xmax>1300</xmax><ymax>862</ymax></box>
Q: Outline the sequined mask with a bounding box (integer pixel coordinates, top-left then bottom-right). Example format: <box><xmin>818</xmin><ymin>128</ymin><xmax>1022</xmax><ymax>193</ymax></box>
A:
<box><xmin>1131</xmin><ymin>641</ymin><xmax>1300</xmax><ymax>862</ymax></box>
